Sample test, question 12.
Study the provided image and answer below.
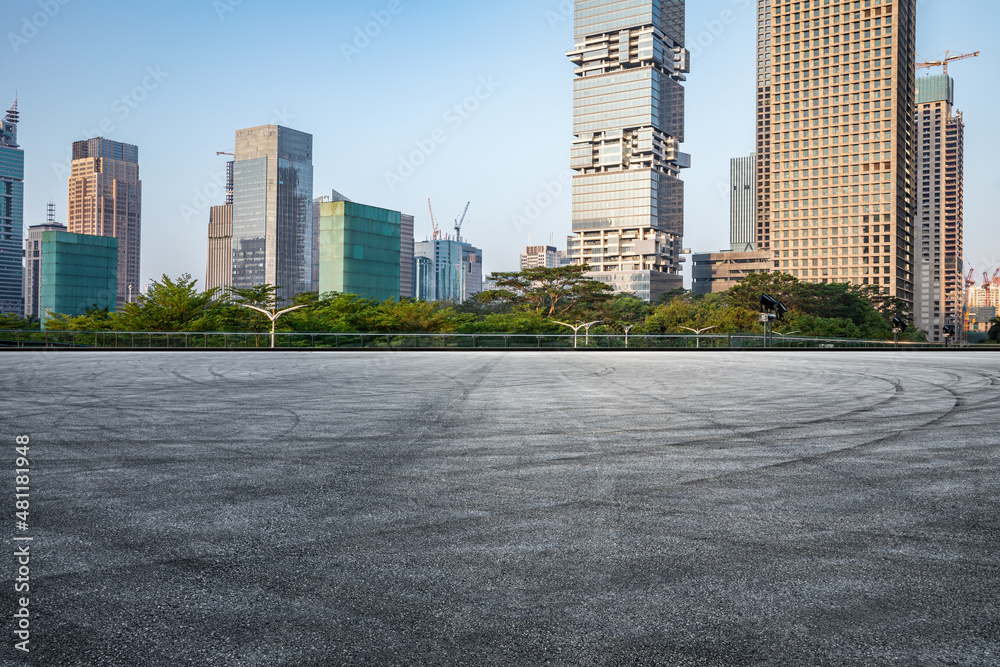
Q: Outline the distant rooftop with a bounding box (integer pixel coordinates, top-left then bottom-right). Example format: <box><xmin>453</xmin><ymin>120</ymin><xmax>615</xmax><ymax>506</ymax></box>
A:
<box><xmin>916</xmin><ymin>74</ymin><xmax>954</xmax><ymax>106</ymax></box>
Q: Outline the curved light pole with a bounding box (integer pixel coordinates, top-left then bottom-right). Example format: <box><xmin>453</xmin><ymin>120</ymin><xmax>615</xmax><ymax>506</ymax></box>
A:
<box><xmin>241</xmin><ymin>304</ymin><xmax>306</xmax><ymax>348</ymax></box>
<box><xmin>553</xmin><ymin>321</ymin><xmax>585</xmax><ymax>348</ymax></box>
<box><xmin>679</xmin><ymin>325</ymin><xmax>718</xmax><ymax>349</ymax></box>
<box><xmin>621</xmin><ymin>323</ymin><xmax>635</xmax><ymax>349</ymax></box>
<box><xmin>581</xmin><ymin>320</ymin><xmax>602</xmax><ymax>346</ymax></box>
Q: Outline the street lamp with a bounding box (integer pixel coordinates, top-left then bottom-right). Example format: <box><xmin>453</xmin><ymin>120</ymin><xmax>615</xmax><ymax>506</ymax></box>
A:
<box><xmin>581</xmin><ymin>320</ymin><xmax>602</xmax><ymax>346</ymax></box>
<box><xmin>241</xmin><ymin>304</ymin><xmax>306</xmax><ymax>348</ymax></box>
<box><xmin>127</xmin><ymin>284</ymin><xmax>133</xmax><ymax>304</ymax></box>
<box><xmin>679</xmin><ymin>325</ymin><xmax>718</xmax><ymax>348</ymax></box>
<box><xmin>621</xmin><ymin>323</ymin><xmax>635</xmax><ymax>349</ymax></box>
<box><xmin>553</xmin><ymin>321</ymin><xmax>585</xmax><ymax>348</ymax></box>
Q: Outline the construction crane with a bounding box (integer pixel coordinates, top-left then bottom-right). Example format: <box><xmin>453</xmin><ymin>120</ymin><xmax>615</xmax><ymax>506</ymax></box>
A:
<box><xmin>985</xmin><ymin>269</ymin><xmax>1000</xmax><ymax>291</ymax></box>
<box><xmin>964</xmin><ymin>268</ymin><xmax>977</xmax><ymax>290</ymax></box>
<box><xmin>454</xmin><ymin>202</ymin><xmax>470</xmax><ymax>243</ymax></box>
<box><xmin>427</xmin><ymin>198</ymin><xmax>441</xmax><ymax>240</ymax></box>
<box><xmin>216</xmin><ymin>151</ymin><xmax>235</xmax><ymax>156</ymax></box>
<box><xmin>916</xmin><ymin>50</ymin><xmax>980</xmax><ymax>75</ymax></box>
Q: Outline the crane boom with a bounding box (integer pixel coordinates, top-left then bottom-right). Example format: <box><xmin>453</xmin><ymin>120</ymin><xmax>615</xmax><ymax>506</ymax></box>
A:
<box><xmin>427</xmin><ymin>198</ymin><xmax>440</xmax><ymax>240</ymax></box>
<box><xmin>916</xmin><ymin>50</ymin><xmax>980</xmax><ymax>74</ymax></box>
<box><xmin>454</xmin><ymin>202</ymin><xmax>470</xmax><ymax>243</ymax></box>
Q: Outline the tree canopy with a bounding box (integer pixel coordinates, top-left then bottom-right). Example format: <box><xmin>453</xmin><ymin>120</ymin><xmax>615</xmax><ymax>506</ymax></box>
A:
<box><xmin>30</xmin><ymin>268</ymin><xmax>931</xmax><ymax>342</ymax></box>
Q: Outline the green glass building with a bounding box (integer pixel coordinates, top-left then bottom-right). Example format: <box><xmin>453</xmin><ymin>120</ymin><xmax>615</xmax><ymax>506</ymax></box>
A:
<box><xmin>318</xmin><ymin>201</ymin><xmax>401</xmax><ymax>301</ymax></box>
<box><xmin>39</xmin><ymin>231</ymin><xmax>118</xmax><ymax>329</ymax></box>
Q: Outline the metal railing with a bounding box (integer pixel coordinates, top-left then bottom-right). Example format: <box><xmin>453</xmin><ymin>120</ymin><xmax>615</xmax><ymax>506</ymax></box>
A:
<box><xmin>0</xmin><ymin>330</ymin><xmax>944</xmax><ymax>350</ymax></box>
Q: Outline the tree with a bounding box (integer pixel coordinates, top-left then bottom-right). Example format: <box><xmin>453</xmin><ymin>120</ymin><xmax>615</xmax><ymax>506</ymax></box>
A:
<box><xmin>989</xmin><ymin>318</ymin><xmax>1000</xmax><ymax>343</ymax></box>
<box><xmin>117</xmin><ymin>274</ymin><xmax>219</xmax><ymax>331</ymax></box>
<box><xmin>479</xmin><ymin>265</ymin><xmax>614</xmax><ymax>316</ymax></box>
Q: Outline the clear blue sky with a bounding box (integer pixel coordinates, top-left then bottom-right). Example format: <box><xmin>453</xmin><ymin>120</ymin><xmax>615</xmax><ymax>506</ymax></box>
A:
<box><xmin>5</xmin><ymin>0</ymin><xmax>998</xmax><ymax>287</ymax></box>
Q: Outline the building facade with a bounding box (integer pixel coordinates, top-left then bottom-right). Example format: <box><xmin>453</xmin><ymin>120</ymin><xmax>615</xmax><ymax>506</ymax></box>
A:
<box><xmin>67</xmin><ymin>137</ymin><xmax>141</xmax><ymax>308</ymax></box>
<box><xmin>730</xmin><ymin>155</ymin><xmax>756</xmax><ymax>251</ymax></box>
<box><xmin>414</xmin><ymin>255</ymin><xmax>433</xmax><ymax>301</ymax></box>
<box><xmin>206</xmin><ymin>204</ymin><xmax>233</xmax><ymax>293</ymax></box>
<box><xmin>414</xmin><ymin>238</ymin><xmax>483</xmax><ymax>303</ymax></box>
<box><xmin>23</xmin><ymin>204</ymin><xmax>66</xmax><ymax>319</ymax></box>
<box><xmin>755</xmin><ymin>0</ymin><xmax>917</xmax><ymax>306</ymax></box>
<box><xmin>231</xmin><ymin>125</ymin><xmax>314</xmax><ymax>304</ymax></box>
<box><xmin>399</xmin><ymin>213</ymin><xmax>415</xmax><ymax>299</ymax></box>
<box><xmin>913</xmin><ymin>74</ymin><xmax>964</xmax><ymax>343</ymax></box>
<box><xmin>692</xmin><ymin>249</ymin><xmax>774</xmax><ymax>295</ymax></box>
<box><xmin>565</xmin><ymin>0</ymin><xmax>690</xmax><ymax>303</ymax></box>
<box><xmin>520</xmin><ymin>245</ymin><xmax>559</xmax><ymax>270</ymax></box>
<box><xmin>318</xmin><ymin>200</ymin><xmax>401</xmax><ymax>301</ymax></box>
<box><xmin>38</xmin><ymin>231</ymin><xmax>117</xmax><ymax>328</ymax></box>
<box><xmin>0</xmin><ymin>100</ymin><xmax>24</xmax><ymax>315</ymax></box>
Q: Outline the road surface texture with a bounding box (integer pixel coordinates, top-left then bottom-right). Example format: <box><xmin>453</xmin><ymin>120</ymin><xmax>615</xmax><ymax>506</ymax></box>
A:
<box><xmin>1</xmin><ymin>351</ymin><xmax>998</xmax><ymax>666</ymax></box>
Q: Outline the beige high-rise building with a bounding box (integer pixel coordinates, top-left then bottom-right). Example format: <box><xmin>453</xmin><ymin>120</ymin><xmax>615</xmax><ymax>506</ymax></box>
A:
<box><xmin>206</xmin><ymin>205</ymin><xmax>233</xmax><ymax>292</ymax></box>
<box><xmin>913</xmin><ymin>74</ymin><xmax>964</xmax><ymax>343</ymax></box>
<box><xmin>67</xmin><ymin>138</ymin><xmax>141</xmax><ymax>308</ymax></box>
<box><xmin>755</xmin><ymin>0</ymin><xmax>917</xmax><ymax>307</ymax></box>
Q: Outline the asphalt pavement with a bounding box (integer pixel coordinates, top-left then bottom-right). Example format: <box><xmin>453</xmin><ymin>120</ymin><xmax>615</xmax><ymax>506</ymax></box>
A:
<box><xmin>1</xmin><ymin>351</ymin><xmax>997</xmax><ymax>666</ymax></box>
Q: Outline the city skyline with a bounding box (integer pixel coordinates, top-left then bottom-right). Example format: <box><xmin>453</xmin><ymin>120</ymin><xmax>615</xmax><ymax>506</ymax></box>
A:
<box><xmin>5</xmin><ymin>0</ymin><xmax>999</xmax><ymax>288</ymax></box>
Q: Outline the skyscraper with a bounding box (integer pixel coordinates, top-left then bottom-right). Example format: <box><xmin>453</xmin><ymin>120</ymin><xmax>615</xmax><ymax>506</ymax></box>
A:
<box><xmin>755</xmin><ymin>0</ymin><xmax>917</xmax><ymax>306</ymax></box>
<box><xmin>231</xmin><ymin>125</ymin><xmax>313</xmax><ymax>304</ymax></box>
<box><xmin>413</xmin><ymin>238</ymin><xmax>483</xmax><ymax>303</ymax></box>
<box><xmin>730</xmin><ymin>155</ymin><xmax>756</xmax><ymax>252</ymax></box>
<box><xmin>399</xmin><ymin>213</ymin><xmax>415</xmax><ymax>299</ymax></box>
<box><xmin>206</xmin><ymin>158</ymin><xmax>234</xmax><ymax>293</ymax></box>
<box><xmin>23</xmin><ymin>203</ymin><xmax>66</xmax><ymax>319</ymax></box>
<box><xmin>67</xmin><ymin>137</ymin><xmax>142</xmax><ymax>308</ymax></box>
<box><xmin>520</xmin><ymin>245</ymin><xmax>559</xmax><ymax>270</ymax></box>
<box><xmin>0</xmin><ymin>100</ymin><xmax>24</xmax><ymax>315</ymax></box>
<box><xmin>565</xmin><ymin>0</ymin><xmax>689</xmax><ymax>303</ymax></box>
<box><xmin>914</xmin><ymin>74</ymin><xmax>963</xmax><ymax>343</ymax></box>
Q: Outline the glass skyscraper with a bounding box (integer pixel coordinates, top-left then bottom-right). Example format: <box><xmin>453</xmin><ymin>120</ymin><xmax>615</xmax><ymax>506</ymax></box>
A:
<box><xmin>0</xmin><ymin>100</ymin><xmax>24</xmax><ymax>315</ymax></box>
<box><xmin>565</xmin><ymin>0</ymin><xmax>689</xmax><ymax>302</ymax></box>
<box><xmin>232</xmin><ymin>125</ymin><xmax>314</xmax><ymax>304</ymax></box>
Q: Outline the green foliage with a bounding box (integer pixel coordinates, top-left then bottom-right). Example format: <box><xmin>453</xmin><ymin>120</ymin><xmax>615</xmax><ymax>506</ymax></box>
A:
<box><xmin>989</xmin><ymin>318</ymin><xmax>1000</xmax><ymax>343</ymax></box>
<box><xmin>481</xmin><ymin>265</ymin><xmax>615</xmax><ymax>316</ymax></box>
<box><xmin>0</xmin><ymin>313</ymin><xmax>30</xmax><ymax>330</ymax></box>
<box><xmin>27</xmin><ymin>267</ymin><xmax>924</xmax><ymax>341</ymax></box>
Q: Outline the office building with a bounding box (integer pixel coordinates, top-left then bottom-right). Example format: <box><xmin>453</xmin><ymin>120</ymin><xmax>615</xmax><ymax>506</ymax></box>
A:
<box><xmin>414</xmin><ymin>255</ymin><xmax>433</xmax><ymax>301</ymax></box>
<box><xmin>206</xmin><ymin>205</ymin><xmax>233</xmax><ymax>292</ymax></box>
<box><xmin>231</xmin><ymin>125</ymin><xmax>313</xmax><ymax>304</ymax></box>
<box><xmin>755</xmin><ymin>0</ymin><xmax>917</xmax><ymax>306</ymax></box>
<box><xmin>38</xmin><ymin>231</ymin><xmax>117</xmax><ymax>328</ymax></box>
<box><xmin>67</xmin><ymin>137</ymin><xmax>141</xmax><ymax>308</ymax></box>
<box><xmin>731</xmin><ymin>155</ymin><xmax>756</xmax><ymax>252</ymax></box>
<box><xmin>400</xmin><ymin>213</ymin><xmax>415</xmax><ymax>298</ymax></box>
<box><xmin>414</xmin><ymin>238</ymin><xmax>483</xmax><ymax>303</ymax></box>
<box><xmin>565</xmin><ymin>0</ymin><xmax>690</xmax><ymax>303</ymax></box>
<box><xmin>520</xmin><ymin>245</ymin><xmax>559</xmax><ymax>270</ymax></box>
<box><xmin>692</xmin><ymin>249</ymin><xmax>774</xmax><ymax>295</ymax></box>
<box><xmin>0</xmin><ymin>100</ymin><xmax>24</xmax><ymax>315</ymax></box>
<box><xmin>318</xmin><ymin>200</ymin><xmax>401</xmax><ymax>301</ymax></box>
<box><xmin>23</xmin><ymin>203</ymin><xmax>66</xmax><ymax>319</ymax></box>
<box><xmin>913</xmin><ymin>74</ymin><xmax>964</xmax><ymax>343</ymax></box>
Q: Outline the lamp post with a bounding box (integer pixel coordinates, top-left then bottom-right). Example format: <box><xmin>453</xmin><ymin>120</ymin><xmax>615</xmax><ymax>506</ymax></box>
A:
<box><xmin>553</xmin><ymin>321</ymin><xmax>585</xmax><ymax>348</ymax></box>
<box><xmin>679</xmin><ymin>325</ymin><xmax>718</xmax><ymax>348</ymax></box>
<box><xmin>241</xmin><ymin>304</ymin><xmax>306</xmax><ymax>348</ymax></box>
<box><xmin>581</xmin><ymin>320</ymin><xmax>602</xmax><ymax>346</ymax></box>
<box><xmin>621</xmin><ymin>323</ymin><xmax>635</xmax><ymax>349</ymax></box>
<box><xmin>127</xmin><ymin>284</ymin><xmax>133</xmax><ymax>304</ymax></box>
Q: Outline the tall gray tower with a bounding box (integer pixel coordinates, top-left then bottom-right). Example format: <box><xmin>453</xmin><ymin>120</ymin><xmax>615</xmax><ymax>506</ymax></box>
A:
<box><xmin>231</xmin><ymin>125</ymin><xmax>314</xmax><ymax>304</ymax></box>
<box><xmin>565</xmin><ymin>1</ymin><xmax>689</xmax><ymax>302</ymax></box>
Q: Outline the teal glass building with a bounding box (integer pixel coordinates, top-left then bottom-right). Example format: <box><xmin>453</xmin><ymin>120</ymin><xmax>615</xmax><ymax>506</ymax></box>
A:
<box><xmin>39</xmin><ymin>231</ymin><xmax>118</xmax><ymax>329</ymax></box>
<box><xmin>0</xmin><ymin>100</ymin><xmax>24</xmax><ymax>315</ymax></box>
<box><xmin>318</xmin><ymin>201</ymin><xmax>401</xmax><ymax>301</ymax></box>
